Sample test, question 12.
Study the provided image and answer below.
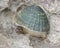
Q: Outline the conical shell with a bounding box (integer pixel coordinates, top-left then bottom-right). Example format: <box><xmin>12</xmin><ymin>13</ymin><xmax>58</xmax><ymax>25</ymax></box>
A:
<box><xmin>15</xmin><ymin>5</ymin><xmax>50</xmax><ymax>38</ymax></box>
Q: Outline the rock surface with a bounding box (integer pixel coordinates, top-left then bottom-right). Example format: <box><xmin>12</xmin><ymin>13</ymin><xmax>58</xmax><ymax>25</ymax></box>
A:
<box><xmin>0</xmin><ymin>0</ymin><xmax>9</xmax><ymax>12</ymax></box>
<box><xmin>0</xmin><ymin>0</ymin><xmax>60</xmax><ymax>48</ymax></box>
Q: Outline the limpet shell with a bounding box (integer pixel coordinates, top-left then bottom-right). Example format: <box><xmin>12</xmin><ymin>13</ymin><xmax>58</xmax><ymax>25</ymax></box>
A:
<box><xmin>14</xmin><ymin>5</ymin><xmax>50</xmax><ymax>38</ymax></box>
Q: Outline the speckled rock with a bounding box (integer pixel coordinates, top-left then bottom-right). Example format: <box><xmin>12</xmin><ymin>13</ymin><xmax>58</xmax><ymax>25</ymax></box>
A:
<box><xmin>0</xmin><ymin>0</ymin><xmax>60</xmax><ymax>48</ymax></box>
<box><xmin>0</xmin><ymin>0</ymin><xmax>9</xmax><ymax>12</ymax></box>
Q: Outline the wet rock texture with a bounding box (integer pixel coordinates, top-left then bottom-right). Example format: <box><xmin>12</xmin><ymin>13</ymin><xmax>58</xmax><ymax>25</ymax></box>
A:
<box><xmin>0</xmin><ymin>0</ymin><xmax>60</xmax><ymax>48</ymax></box>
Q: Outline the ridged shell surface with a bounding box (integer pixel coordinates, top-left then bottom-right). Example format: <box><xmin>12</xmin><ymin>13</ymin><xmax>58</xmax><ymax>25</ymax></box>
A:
<box><xmin>15</xmin><ymin>5</ymin><xmax>49</xmax><ymax>33</ymax></box>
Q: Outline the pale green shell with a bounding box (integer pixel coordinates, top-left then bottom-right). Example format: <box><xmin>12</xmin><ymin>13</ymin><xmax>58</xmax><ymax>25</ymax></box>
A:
<box><xmin>15</xmin><ymin>5</ymin><xmax>50</xmax><ymax>34</ymax></box>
